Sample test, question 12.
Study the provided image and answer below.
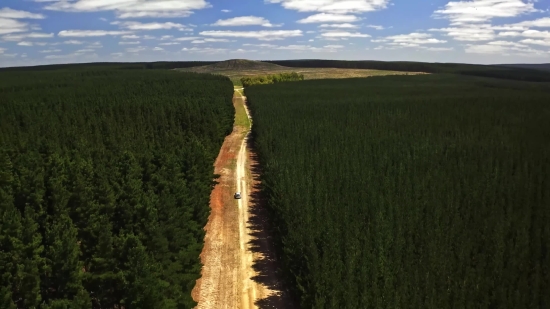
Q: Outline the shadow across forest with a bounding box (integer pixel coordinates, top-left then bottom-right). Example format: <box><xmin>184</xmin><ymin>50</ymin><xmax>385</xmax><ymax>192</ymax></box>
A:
<box><xmin>245</xmin><ymin>132</ymin><xmax>299</xmax><ymax>309</ymax></box>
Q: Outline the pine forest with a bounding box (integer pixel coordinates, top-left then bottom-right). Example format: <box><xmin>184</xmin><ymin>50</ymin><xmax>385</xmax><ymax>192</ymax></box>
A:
<box><xmin>0</xmin><ymin>69</ymin><xmax>234</xmax><ymax>308</ymax></box>
<box><xmin>245</xmin><ymin>74</ymin><xmax>550</xmax><ymax>309</ymax></box>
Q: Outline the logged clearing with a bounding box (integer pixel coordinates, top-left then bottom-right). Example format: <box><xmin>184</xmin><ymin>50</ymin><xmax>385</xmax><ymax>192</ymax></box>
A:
<box><xmin>178</xmin><ymin>59</ymin><xmax>425</xmax><ymax>84</ymax></box>
<box><xmin>192</xmin><ymin>87</ymin><xmax>295</xmax><ymax>309</ymax></box>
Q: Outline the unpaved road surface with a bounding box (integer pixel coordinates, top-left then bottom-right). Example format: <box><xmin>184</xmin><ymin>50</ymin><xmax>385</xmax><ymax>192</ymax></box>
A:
<box><xmin>192</xmin><ymin>88</ymin><xmax>296</xmax><ymax>309</ymax></box>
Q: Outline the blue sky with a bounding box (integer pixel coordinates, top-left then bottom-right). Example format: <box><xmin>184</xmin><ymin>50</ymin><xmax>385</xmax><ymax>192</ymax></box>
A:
<box><xmin>1</xmin><ymin>0</ymin><xmax>549</xmax><ymax>67</ymax></box>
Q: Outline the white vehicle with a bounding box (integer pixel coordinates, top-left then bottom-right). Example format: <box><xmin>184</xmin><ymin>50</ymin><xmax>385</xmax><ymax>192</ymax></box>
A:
<box><xmin>234</xmin><ymin>192</ymin><xmax>241</xmax><ymax>199</ymax></box>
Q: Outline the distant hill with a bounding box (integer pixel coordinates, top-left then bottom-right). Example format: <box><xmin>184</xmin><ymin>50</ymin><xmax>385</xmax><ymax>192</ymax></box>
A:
<box><xmin>497</xmin><ymin>63</ymin><xmax>550</xmax><ymax>72</ymax></box>
<box><xmin>180</xmin><ymin>59</ymin><xmax>288</xmax><ymax>73</ymax></box>
<box><xmin>262</xmin><ymin>60</ymin><xmax>550</xmax><ymax>82</ymax></box>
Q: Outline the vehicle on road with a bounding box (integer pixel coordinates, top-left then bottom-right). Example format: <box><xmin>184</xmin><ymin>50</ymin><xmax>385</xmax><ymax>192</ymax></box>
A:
<box><xmin>234</xmin><ymin>192</ymin><xmax>241</xmax><ymax>199</ymax></box>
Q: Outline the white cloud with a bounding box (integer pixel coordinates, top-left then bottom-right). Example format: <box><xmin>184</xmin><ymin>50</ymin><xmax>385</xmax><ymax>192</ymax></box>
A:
<box><xmin>111</xmin><ymin>52</ymin><xmax>124</xmax><ymax>57</ymax></box>
<box><xmin>243</xmin><ymin>43</ymin><xmax>278</xmax><ymax>48</ymax></box>
<box><xmin>0</xmin><ymin>47</ymin><xmax>5</xmax><ymax>53</ymax></box>
<box><xmin>521</xmin><ymin>29</ymin><xmax>550</xmax><ymax>39</ymax></box>
<box><xmin>498</xmin><ymin>31</ymin><xmax>521</xmax><ymax>36</ymax></box>
<box><xmin>87</xmin><ymin>41</ymin><xmax>103</xmax><ymax>48</ymax></box>
<box><xmin>318</xmin><ymin>23</ymin><xmax>358</xmax><ymax>28</ymax></box>
<box><xmin>266</xmin><ymin>0</ymin><xmax>390</xmax><ymax>14</ymax></box>
<box><xmin>465</xmin><ymin>42</ymin><xmax>547</xmax><ymax>55</ymax></box>
<box><xmin>298</xmin><ymin>13</ymin><xmax>360</xmax><ymax>23</ymax></box>
<box><xmin>99</xmin><ymin>17</ymin><xmax>107</xmax><ymax>21</ymax></box>
<box><xmin>160</xmin><ymin>35</ymin><xmax>173</xmax><ymax>40</ymax></box>
<box><xmin>487</xmin><ymin>40</ymin><xmax>527</xmax><ymax>47</ymax></box>
<box><xmin>74</xmin><ymin>48</ymin><xmax>95</xmax><ymax>53</ymax></box>
<box><xmin>199</xmin><ymin>30</ymin><xmax>302</xmax><ymax>40</ymax></box>
<box><xmin>175</xmin><ymin>36</ymin><xmax>200</xmax><ymax>41</ymax></box>
<box><xmin>39</xmin><ymin>49</ymin><xmax>62</xmax><ymax>53</ymax></box>
<box><xmin>424</xmin><ymin>47</ymin><xmax>454</xmax><ymax>51</ymax></box>
<box><xmin>119</xmin><ymin>41</ymin><xmax>140</xmax><ymax>45</ymax></box>
<box><xmin>2</xmin><ymin>32</ymin><xmax>54</xmax><ymax>41</ymax></box>
<box><xmin>231</xmin><ymin>48</ymin><xmax>258</xmax><ymax>53</ymax></box>
<box><xmin>17</xmin><ymin>41</ymin><xmax>33</xmax><ymax>46</ymax></box>
<box><xmin>273</xmin><ymin>44</ymin><xmax>345</xmax><ymax>52</ymax></box>
<box><xmin>366</xmin><ymin>24</ymin><xmax>384</xmax><ymax>30</ymax></box>
<box><xmin>510</xmin><ymin>17</ymin><xmax>550</xmax><ymax>28</ymax></box>
<box><xmin>153</xmin><ymin>46</ymin><xmax>164</xmax><ymax>51</ymax></box>
<box><xmin>58</xmin><ymin>30</ymin><xmax>131</xmax><ymax>37</ymax></box>
<box><xmin>122</xmin><ymin>34</ymin><xmax>140</xmax><ymax>39</ymax></box>
<box><xmin>192</xmin><ymin>38</ymin><xmax>230</xmax><ymax>43</ymax></box>
<box><xmin>221</xmin><ymin>9</ymin><xmax>231</xmax><ymax>13</ymax></box>
<box><xmin>385</xmin><ymin>32</ymin><xmax>447</xmax><ymax>45</ymax></box>
<box><xmin>0</xmin><ymin>18</ymin><xmax>28</xmax><ymax>35</ymax></box>
<box><xmin>520</xmin><ymin>38</ymin><xmax>550</xmax><ymax>46</ymax></box>
<box><xmin>64</xmin><ymin>40</ymin><xmax>84</xmax><ymax>44</ymax></box>
<box><xmin>182</xmin><ymin>46</ymin><xmax>227</xmax><ymax>54</ymax></box>
<box><xmin>430</xmin><ymin>25</ymin><xmax>495</xmax><ymax>41</ymax></box>
<box><xmin>433</xmin><ymin>0</ymin><xmax>538</xmax><ymax>24</ymax></box>
<box><xmin>142</xmin><ymin>34</ymin><xmax>156</xmax><ymax>39</ymax></box>
<box><xmin>320</xmin><ymin>31</ymin><xmax>370</xmax><ymax>38</ymax></box>
<box><xmin>2</xmin><ymin>53</ymin><xmax>18</xmax><ymax>57</ymax></box>
<box><xmin>212</xmin><ymin>16</ymin><xmax>280</xmax><ymax>27</ymax></box>
<box><xmin>159</xmin><ymin>42</ymin><xmax>180</xmax><ymax>45</ymax></box>
<box><xmin>0</xmin><ymin>8</ymin><xmax>45</xmax><ymax>19</ymax></box>
<box><xmin>114</xmin><ymin>21</ymin><xmax>191</xmax><ymax>31</ymax></box>
<box><xmin>126</xmin><ymin>46</ymin><xmax>146</xmax><ymax>53</ymax></box>
<box><xmin>35</xmin><ymin>42</ymin><xmax>48</xmax><ymax>46</ymax></box>
<box><xmin>42</xmin><ymin>0</ymin><xmax>212</xmax><ymax>19</ymax></box>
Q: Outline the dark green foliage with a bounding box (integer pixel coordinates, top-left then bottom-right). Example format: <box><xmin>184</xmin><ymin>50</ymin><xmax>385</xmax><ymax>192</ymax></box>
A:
<box><xmin>246</xmin><ymin>74</ymin><xmax>550</xmax><ymax>308</ymax></box>
<box><xmin>241</xmin><ymin>72</ymin><xmax>304</xmax><ymax>87</ymax></box>
<box><xmin>264</xmin><ymin>60</ymin><xmax>550</xmax><ymax>82</ymax></box>
<box><xmin>0</xmin><ymin>68</ymin><xmax>234</xmax><ymax>308</ymax></box>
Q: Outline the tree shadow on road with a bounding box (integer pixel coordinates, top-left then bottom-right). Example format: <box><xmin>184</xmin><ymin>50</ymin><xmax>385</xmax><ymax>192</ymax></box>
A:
<box><xmin>245</xmin><ymin>133</ymin><xmax>299</xmax><ymax>309</ymax></box>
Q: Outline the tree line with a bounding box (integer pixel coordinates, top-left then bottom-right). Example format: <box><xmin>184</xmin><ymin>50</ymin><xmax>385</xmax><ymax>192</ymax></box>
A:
<box><xmin>0</xmin><ymin>69</ymin><xmax>234</xmax><ymax>308</ymax></box>
<box><xmin>245</xmin><ymin>74</ymin><xmax>550</xmax><ymax>308</ymax></box>
<box><xmin>240</xmin><ymin>72</ymin><xmax>304</xmax><ymax>87</ymax></box>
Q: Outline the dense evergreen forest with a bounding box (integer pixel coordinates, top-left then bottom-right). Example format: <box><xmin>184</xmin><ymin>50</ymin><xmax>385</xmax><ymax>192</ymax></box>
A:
<box><xmin>0</xmin><ymin>69</ymin><xmax>234</xmax><ymax>308</ymax></box>
<box><xmin>5</xmin><ymin>60</ymin><xmax>550</xmax><ymax>83</ymax></box>
<box><xmin>245</xmin><ymin>74</ymin><xmax>550</xmax><ymax>309</ymax></box>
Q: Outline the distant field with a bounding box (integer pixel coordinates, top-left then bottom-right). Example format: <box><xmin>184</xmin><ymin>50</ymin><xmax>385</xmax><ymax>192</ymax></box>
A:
<box><xmin>177</xmin><ymin>59</ymin><xmax>424</xmax><ymax>85</ymax></box>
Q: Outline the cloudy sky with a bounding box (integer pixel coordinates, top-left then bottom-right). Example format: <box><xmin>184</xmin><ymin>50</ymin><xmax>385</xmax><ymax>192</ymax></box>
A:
<box><xmin>1</xmin><ymin>0</ymin><xmax>549</xmax><ymax>67</ymax></box>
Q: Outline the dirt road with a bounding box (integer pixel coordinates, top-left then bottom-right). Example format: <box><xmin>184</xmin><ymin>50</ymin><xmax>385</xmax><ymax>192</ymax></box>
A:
<box><xmin>192</xmin><ymin>87</ymin><xmax>296</xmax><ymax>309</ymax></box>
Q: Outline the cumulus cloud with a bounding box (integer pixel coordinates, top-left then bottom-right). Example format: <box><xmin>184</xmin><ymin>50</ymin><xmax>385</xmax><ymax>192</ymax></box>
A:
<box><xmin>159</xmin><ymin>42</ymin><xmax>180</xmax><ymax>45</ymax></box>
<box><xmin>0</xmin><ymin>18</ymin><xmax>29</xmax><ymax>35</ymax></box>
<box><xmin>519</xmin><ymin>38</ymin><xmax>550</xmax><ymax>46</ymax></box>
<box><xmin>153</xmin><ymin>47</ymin><xmax>164</xmax><ymax>51</ymax></box>
<box><xmin>433</xmin><ymin>0</ymin><xmax>538</xmax><ymax>24</ymax></box>
<box><xmin>113</xmin><ymin>21</ymin><xmax>191</xmax><ymax>31</ymax></box>
<box><xmin>298</xmin><ymin>13</ymin><xmax>360</xmax><ymax>23</ymax></box>
<box><xmin>465</xmin><ymin>42</ymin><xmax>547</xmax><ymax>55</ymax></box>
<box><xmin>199</xmin><ymin>30</ymin><xmax>302</xmax><ymax>40</ymax></box>
<box><xmin>0</xmin><ymin>8</ymin><xmax>45</xmax><ymax>19</ymax></box>
<box><xmin>182</xmin><ymin>47</ymin><xmax>228</xmax><ymax>54</ymax></box>
<box><xmin>318</xmin><ymin>23</ymin><xmax>359</xmax><ymax>28</ymax></box>
<box><xmin>266</xmin><ymin>0</ymin><xmax>390</xmax><ymax>14</ymax></box>
<box><xmin>221</xmin><ymin>9</ymin><xmax>231</xmax><ymax>13</ymax></box>
<box><xmin>58</xmin><ymin>30</ymin><xmax>131</xmax><ymax>37</ymax></box>
<box><xmin>121</xmin><ymin>34</ymin><xmax>140</xmax><ymax>39</ymax></box>
<box><xmin>174</xmin><ymin>36</ymin><xmax>200</xmax><ymax>41</ymax></box>
<box><xmin>126</xmin><ymin>46</ymin><xmax>146</xmax><ymax>53</ymax></box>
<box><xmin>192</xmin><ymin>38</ymin><xmax>231</xmax><ymax>43</ymax></box>
<box><xmin>39</xmin><ymin>49</ymin><xmax>62</xmax><ymax>53</ymax></box>
<box><xmin>320</xmin><ymin>31</ymin><xmax>370</xmax><ymax>38</ymax></box>
<box><xmin>430</xmin><ymin>25</ymin><xmax>495</xmax><ymax>41</ymax></box>
<box><xmin>63</xmin><ymin>40</ymin><xmax>84</xmax><ymax>44</ymax></box>
<box><xmin>2</xmin><ymin>32</ymin><xmax>54</xmax><ymax>41</ymax></box>
<box><xmin>212</xmin><ymin>16</ymin><xmax>281</xmax><ymax>27</ymax></box>
<box><xmin>366</xmin><ymin>24</ymin><xmax>384</xmax><ymax>30</ymax></box>
<box><xmin>17</xmin><ymin>41</ymin><xmax>33</xmax><ymax>46</ymax></box>
<box><xmin>41</xmin><ymin>0</ymin><xmax>211</xmax><ymax>19</ymax></box>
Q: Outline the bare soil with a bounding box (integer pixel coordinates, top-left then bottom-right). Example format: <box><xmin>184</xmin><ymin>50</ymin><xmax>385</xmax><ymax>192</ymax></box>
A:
<box><xmin>192</xmin><ymin>88</ymin><xmax>296</xmax><ymax>309</ymax></box>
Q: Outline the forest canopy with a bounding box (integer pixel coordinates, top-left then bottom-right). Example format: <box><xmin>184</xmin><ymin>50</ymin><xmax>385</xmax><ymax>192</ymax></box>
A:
<box><xmin>0</xmin><ymin>69</ymin><xmax>234</xmax><ymax>308</ymax></box>
<box><xmin>245</xmin><ymin>74</ymin><xmax>550</xmax><ymax>309</ymax></box>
